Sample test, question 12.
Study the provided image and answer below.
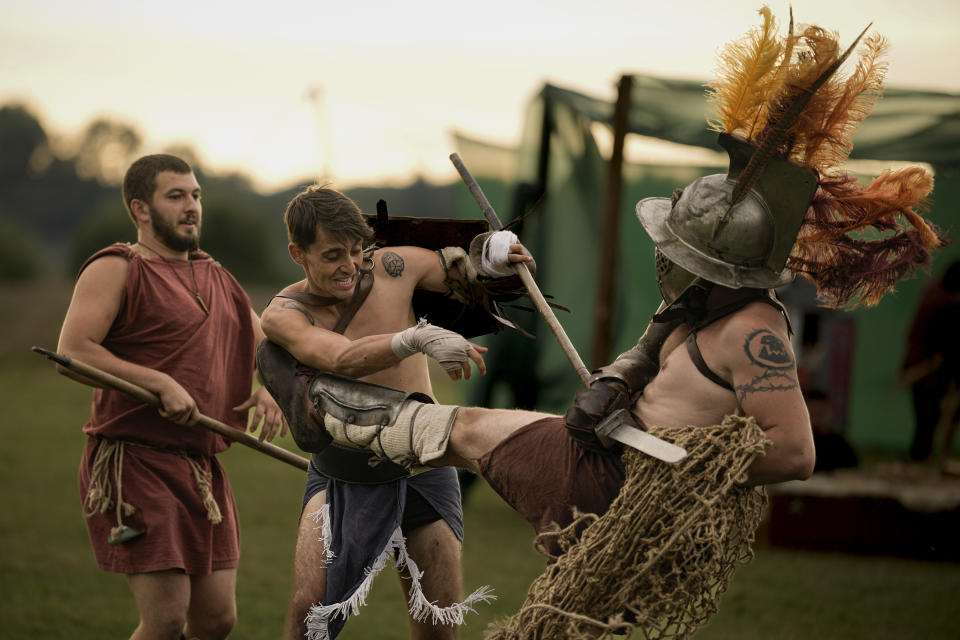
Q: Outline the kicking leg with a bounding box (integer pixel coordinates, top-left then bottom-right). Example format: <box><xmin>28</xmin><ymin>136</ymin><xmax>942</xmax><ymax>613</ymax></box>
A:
<box><xmin>437</xmin><ymin>407</ymin><xmax>555</xmax><ymax>472</ymax></box>
<box><xmin>324</xmin><ymin>402</ymin><xmax>553</xmax><ymax>474</ymax></box>
<box><xmin>260</xmin><ymin>342</ymin><xmax>555</xmax><ymax>471</ymax></box>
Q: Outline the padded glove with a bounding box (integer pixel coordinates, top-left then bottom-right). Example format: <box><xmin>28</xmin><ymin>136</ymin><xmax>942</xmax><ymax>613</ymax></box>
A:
<box><xmin>564</xmin><ymin>378</ymin><xmax>632</xmax><ymax>453</ymax></box>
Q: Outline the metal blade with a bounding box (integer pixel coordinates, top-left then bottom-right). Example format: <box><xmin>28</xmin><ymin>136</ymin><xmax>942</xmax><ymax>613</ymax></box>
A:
<box><xmin>595</xmin><ymin>409</ymin><xmax>687</xmax><ymax>463</ymax></box>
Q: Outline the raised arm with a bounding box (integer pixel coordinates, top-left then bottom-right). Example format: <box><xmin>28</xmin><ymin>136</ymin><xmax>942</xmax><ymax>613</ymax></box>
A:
<box><xmin>260</xmin><ymin>297</ymin><xmax>409</xmax><ymax>378</ymax></box>
<box><xmin>417</xmin><ymin>230</ymin><xmax>534</xmax><ymax>294</ymax></box>
<box><xmin>56</xmin><ymin>255</ymin><xmax>200</xmax><ymax>425</ymax></box>
<box><xmin>723</xmin><ymin>307</ymin><xmax>815</xmax><ymax>485</ymax></box>
<box><xmin>260</xmin><ymin>268</ymin><xmax>486</xmax><ymax>382</ymax></box>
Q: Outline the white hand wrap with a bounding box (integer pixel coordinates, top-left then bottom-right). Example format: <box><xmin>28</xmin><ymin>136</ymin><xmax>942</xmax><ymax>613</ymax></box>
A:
<box><xmin>480</xmin><ymin>230</ymin><xmax>519</xmax><ymax>277</ymax></box>
<box><xmin>391</xmin><ymin>320</ymin><xmax>474</xmax><ymax>373</ymax></box>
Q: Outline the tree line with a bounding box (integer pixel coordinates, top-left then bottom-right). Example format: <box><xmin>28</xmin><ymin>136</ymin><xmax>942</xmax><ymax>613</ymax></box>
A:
<box><xmin>0</xmin><ymin>103</ymin><xmax>459</xmax><ymax>289</ymax></box>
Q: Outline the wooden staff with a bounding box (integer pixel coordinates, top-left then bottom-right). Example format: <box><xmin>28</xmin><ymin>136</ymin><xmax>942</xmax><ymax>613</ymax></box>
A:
<box><xmin>449</xmin><ymin>153</ymin><xmax>592</xmax><ymax>385</ymax></box>
<box><xmin>33</xmin><ymin>346</ymin><xmax>309</xmax><ymax>471</ymax></box>
<box><xmin>449</xmin><ymin>154</ymin><xmax>689</xmax><ymax>462</ymax></box>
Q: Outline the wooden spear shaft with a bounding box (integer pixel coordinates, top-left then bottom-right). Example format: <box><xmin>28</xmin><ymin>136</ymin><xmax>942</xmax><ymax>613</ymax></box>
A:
<box><xmin>449</xmin><ymin>153</ymin><xmax>592</xmax><ymax>385</ymax></box>
<box><xmin>32</xmin><ymin>346</ymin><xmax>309</xmax><ymax>471</ymax></box>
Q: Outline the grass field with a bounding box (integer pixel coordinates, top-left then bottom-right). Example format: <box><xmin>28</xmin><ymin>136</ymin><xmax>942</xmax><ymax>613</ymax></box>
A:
<box><xmin>2</xmin><ymin>282</ymin><xmax>959</xmax><ymax>638</ymax></box>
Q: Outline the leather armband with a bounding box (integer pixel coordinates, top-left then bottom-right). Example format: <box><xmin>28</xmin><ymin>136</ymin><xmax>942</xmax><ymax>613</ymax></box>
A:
<box><xmin>564</xmin><ymin>315</ymin><xmax>684</xmax><ymax>453</ymax></box>
<box><xmin>590</xmin><ymin>347</ymin><xmax>659</xmax><ymax>395</ymax></box>
<box><xmin>438</xmin><ymin>242</ymin><xmax>533</xmax><ymax>307</ymax></box>
<box><xmin>565</xmin><ymin>379</ymin><xmax>631</xmax><ymax>453</ymax></box>
<box><xmin>591</xmin><ymin>315</ymin><xmax>685</xmax><ymax>392</ymax></box>
<box><xmin>430</xmin><ymin>233</ymin><xmax>544</xmax><ymax>340</ymax></box>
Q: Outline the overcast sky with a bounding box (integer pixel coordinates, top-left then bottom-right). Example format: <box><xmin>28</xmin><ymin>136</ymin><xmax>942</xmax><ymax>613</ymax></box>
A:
<box><xmin>2</xmin><ymin>0</ymin><xmax>957</xmax><ymax>191</ymax></box>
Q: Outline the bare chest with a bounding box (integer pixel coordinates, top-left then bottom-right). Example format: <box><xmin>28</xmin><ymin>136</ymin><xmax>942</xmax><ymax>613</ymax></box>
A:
<box><xmin>634</xmin><ymin>327</ymin><xmax>740</xmax><ymax>428</ymax></box>
<box><xmin>340</xmin><ymin>284</ymin><xmax>417</xmax><ymax>340</ymax></box>
<box><xmin>303</xmin><ymin>275</ymin><xmax>417</xmax><ymax>338</ymax></box>
<box><xmin>307</xmin><ymin>280</ymin><xmax>430</xmax><ymax>392</ymax></box>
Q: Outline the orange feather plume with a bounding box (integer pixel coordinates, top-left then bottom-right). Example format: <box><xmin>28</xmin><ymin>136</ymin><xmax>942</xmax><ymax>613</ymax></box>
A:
<box><xmin>706</xmin><ymin>7</ymin><xmax>943</xmax><ymax>308</ymax></box>
<box><xmin>707</xmin><ymin>6</ymin><xmax>785</xmax><ymax>137</ymax></box>
<box><xmin>800</xmin><ymin>33</ymin><xmax>889</xmax><ymax>170</ymax></box>
<box><xmin>788</xmin><ymin>167</ymin><xmax>941</xmax><ymax>307</ymax></box>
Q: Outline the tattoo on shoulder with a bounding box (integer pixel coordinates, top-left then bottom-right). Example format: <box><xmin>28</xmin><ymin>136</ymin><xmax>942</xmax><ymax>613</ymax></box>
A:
<box><xmin>734</xmin><ymin>328</ymin><xmax>798</xmax><ymax>401</ymax></box>
<box><xmin>281</xmin><ymin>300</ymin><xmax>315</xmax><ymax>326</ymax></box>
<box><xmin>382</xmin><ymin>251</ymin><xmax>405</xmax><ymax>278</ymax></box>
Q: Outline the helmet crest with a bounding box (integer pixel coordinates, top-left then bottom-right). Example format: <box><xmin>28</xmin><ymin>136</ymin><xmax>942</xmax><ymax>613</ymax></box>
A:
<box><xmin>639</xmin><ymin>6</ymin><xmax>942</xmax><ymax>308</ymax></box>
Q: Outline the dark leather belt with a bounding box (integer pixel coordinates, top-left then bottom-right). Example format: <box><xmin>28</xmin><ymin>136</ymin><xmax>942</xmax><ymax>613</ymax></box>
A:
<box><xmin>311</xmin><ymin>443</ymin><xmax>409</xmax><ymax>484</ymax></box>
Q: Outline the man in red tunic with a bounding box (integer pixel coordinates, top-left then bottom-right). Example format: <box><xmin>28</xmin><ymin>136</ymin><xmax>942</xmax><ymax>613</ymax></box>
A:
<box><xmin>56</xmin><ymin>154</ymin><xmax>286</xmax><ymax>640</ymax></box>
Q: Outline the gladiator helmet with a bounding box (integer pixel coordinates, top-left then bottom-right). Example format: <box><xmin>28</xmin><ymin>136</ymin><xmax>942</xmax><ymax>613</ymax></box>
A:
<box><xmin>634</xmin><ymin>8</ymin><xmax>942</xmax><ymax>310</ymax></box>
<box><xmin>639</xmin><ymin>132</ymin><xmax>818</xmax><ymax>303</ymax></box>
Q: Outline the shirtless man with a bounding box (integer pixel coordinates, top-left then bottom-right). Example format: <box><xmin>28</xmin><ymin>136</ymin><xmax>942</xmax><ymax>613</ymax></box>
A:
<box><xmin>257</xmin><ymin>185</ymin><xmax>533</xmax><ymax>639</ymax></box>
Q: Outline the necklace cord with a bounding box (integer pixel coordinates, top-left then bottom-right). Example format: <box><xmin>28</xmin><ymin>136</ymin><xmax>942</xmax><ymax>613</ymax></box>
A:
<box><xmin>136</xmin><ymin>241</ymin><xmax>210</xmax><ymax>315</ymax></box>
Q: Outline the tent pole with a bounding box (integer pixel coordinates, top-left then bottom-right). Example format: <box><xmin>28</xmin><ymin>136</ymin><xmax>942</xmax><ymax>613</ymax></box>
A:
<box><xmin>591</xmin><ymin>74</ymin><xmax>633</xmax><ymax>369</ymax></box>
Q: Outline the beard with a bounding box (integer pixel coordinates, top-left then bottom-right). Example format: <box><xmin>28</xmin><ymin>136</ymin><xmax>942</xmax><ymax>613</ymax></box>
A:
<box><xmin>149</xmin><ymin>205</ymin><xmax>201</xmax><ymax>252</ymax></box>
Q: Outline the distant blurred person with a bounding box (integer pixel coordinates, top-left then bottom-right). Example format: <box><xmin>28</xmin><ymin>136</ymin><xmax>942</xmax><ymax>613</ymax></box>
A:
<box><xmin>804</xmin><ymin>389</ymin><xmax>858</xmax><ymax>472</ymax></box>
<box><xmin>56</xmin><ymin>153</ymin><xmax>286</xmax><ymax>640</ymax></box>
<box><xmin>902</xmin><ymin>259</ymin><xmax>960</xmax><ymax>461</ymax></box>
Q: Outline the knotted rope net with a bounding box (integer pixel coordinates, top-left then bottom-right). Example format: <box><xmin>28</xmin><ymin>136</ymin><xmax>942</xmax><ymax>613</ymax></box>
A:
<box><xmin>487</xmin><ymin>415</ymin><xmax>769</xmax><ymax>639</ymax></box>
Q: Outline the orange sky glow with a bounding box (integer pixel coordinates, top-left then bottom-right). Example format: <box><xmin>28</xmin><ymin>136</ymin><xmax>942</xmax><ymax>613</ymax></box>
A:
<box><xmin>2</xmin><ymin>0</ymin><xmax>957</xmax><ymax>192</ymax></box>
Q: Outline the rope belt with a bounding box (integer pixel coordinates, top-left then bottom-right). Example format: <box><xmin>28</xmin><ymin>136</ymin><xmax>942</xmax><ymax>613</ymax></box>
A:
<box><xmin>84</xmin><ymin>436</ymin><xmax>223</xmax><ymax>541</ymax></box>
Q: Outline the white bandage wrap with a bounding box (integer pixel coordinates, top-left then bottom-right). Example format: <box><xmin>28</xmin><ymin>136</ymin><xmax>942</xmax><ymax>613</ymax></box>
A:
<box><xmin>323</xmin><ymin>400</ymin><xmax>460</xmax><ymax>473</ymax></box>
<box><xmin>480</xmin><ymin>230</ymin><xmax>519</xmax><ymax>277</ymax></box>
<box><xmin>391</xmin><ymin>319</ymin><xmax>474</xmax><ymax>373</ymax></box>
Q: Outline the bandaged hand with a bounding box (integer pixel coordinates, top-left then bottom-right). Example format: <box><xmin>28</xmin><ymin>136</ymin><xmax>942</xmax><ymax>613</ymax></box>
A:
<box><xmin>564</xmin><ymin>378</ymin><xmax>632</xmax><ymax>452</ymax></box>
<box><xmin>391</xmin><ymin>320</ymin><xmax>487</xmax><ymax>379</ymax></box>
<box><xmin>480</xmin><ymin>230</ymin><xmax>530</xmax><ymax>277</ymax></box>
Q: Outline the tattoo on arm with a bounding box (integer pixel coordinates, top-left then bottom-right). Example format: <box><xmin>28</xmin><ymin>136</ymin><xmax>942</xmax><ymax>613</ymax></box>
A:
<box><xmin>382</xmin><ymin>251</ymin><xmax>405</xmax><ymax>278</ymax></box>
<box><xmin>281</xmin><ymin>301</ymin><xmax>315</xmax><ymax>326</ymax></box>
<box><xmin>735</xmin><ymin>328</ymin><xmax>799</xmax><ymax>402</ymax></box>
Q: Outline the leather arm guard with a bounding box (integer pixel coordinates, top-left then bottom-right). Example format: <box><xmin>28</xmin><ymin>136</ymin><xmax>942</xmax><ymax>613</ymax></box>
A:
<box><xmin>564</xmin><ymin>347</ymin><xmax>657</xmax><ymax>453</ymax></box>
<box><xmin>564</xmin><ymin>316</ymin><xmax>682</xmax><ymax>452</ymax></box>
<box><xmin>255</xmin><ymin>339</ymin><xmax>333</xmax><ymax>454</ymax></box>
<box><xmin>429</xmin><ymin>231</ymin><xmax>540</xmax><ymax>339</ymax></box>
<box><xmin>439</xmin><ymin>231</ymin><xmax>536</xmax><ymax>307</ymax></box>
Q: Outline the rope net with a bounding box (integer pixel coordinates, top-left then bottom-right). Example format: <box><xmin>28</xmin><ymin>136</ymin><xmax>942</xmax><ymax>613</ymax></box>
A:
<box><xmin>487</xmin><ymin>415</ymin><xmax>769</xmax><ymax>639</ymax></box>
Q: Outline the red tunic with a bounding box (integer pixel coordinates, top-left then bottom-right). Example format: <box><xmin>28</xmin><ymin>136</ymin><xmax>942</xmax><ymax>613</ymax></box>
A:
<box><xmin>77</xmin><ymin>243</ymin><xmax>256</xmax><ymax>575</ymax></box>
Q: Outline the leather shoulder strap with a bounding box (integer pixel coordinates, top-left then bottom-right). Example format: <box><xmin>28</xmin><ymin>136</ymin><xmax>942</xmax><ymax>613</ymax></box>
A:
<box><xmin>271</xmin><ymin>249</ymin><xmax>376</xmax><ymax>335</ymax></box>
<box><xmin>685</xmin><ymin>332</ymin><xmax>735</xmax><ymax>391</ymax></box>
<box><xmin>332</xmin><ymin>252</ymin><xmax>375</xmax><ymax>334</ymax></box>
<box><xmin>692</xmin><ymin>291</ymin><xmax>771</xmax><ymax>330</ymax></box>
<box><xmin>683</xmin><ymin>289</ymin><xmax>791</xmax><ymax>392</ymax></box>
<box><xmin>272</xmin><ymin>292</ymin><xmax>326</xmax><ymax>327</ymax></box>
